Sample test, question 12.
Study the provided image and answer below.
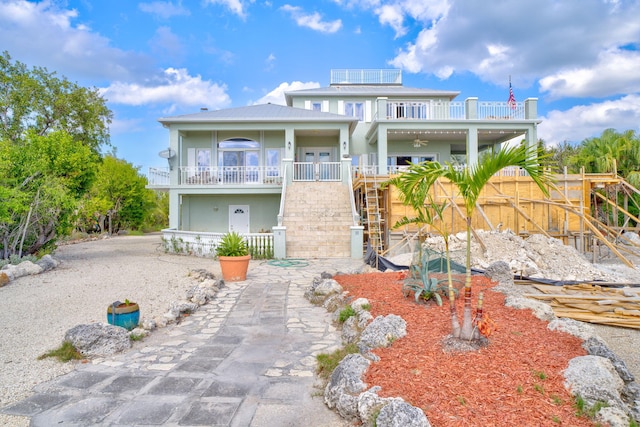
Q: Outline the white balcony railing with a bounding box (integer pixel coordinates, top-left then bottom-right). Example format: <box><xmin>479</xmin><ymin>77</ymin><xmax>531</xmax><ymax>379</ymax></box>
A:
<box><xmin>373</xmin><ymin>99</ymin><xmax>528</xmax><ymax>121</ymax></box>
<box><xmin>478</xmin><ymin>102</ymin><xmax>525</xmax><ymax>120</ymax></box>
<box><xmin>383</xmin><ymin>100</ymin><xmax>465</xmax><ymax>120</ymax></box>
<box><xmin>148</xmin><ymin>163</ymin><xmax>345</xmax><ymax>187</ymax></box>
<box><xmin>180</xmin><ymin>166</ymin><xmax>283</xmax><ymax>185</ymax></box>
<box><xmin>293</xmin><ymin>162</ymin><xmax>341</xmax><ymax>182</ymax></box>
<box><xmin>148</xmin><ymin>167</ymin><xmax>170</xmax><ymax>186</ymax></box>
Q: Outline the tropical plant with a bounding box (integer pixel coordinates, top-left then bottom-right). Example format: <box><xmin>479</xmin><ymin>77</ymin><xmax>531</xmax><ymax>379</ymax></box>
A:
<box><xmin>215</xmin><ymin>231</ymin><xmax>249</xmax><ymax>257</ymax></box>
<box><xmin>389</xmin><ymin>144</ymin><xmax>552</xmax><ymax>341</ymax></box>
<box><xmin>389</xmin><ymin>189</ymin><xmax>463</xmax><ymax>336</ymax></box>
<box><xmin>402</xmin><ymin>268</ymin><xmax>447</xmax><ymax>305</ymax></box>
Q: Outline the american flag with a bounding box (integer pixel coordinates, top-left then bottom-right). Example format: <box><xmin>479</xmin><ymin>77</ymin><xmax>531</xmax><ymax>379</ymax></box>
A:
<box><xmin>507</xmin><ymin>80</ymin><xmax>517</xmax><ymax>110</ymax></box>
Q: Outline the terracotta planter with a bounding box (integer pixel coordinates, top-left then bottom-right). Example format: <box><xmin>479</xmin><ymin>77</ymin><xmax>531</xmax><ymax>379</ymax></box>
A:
<box><xmin>107</xmin><ymin>302</ymin><xmax>140</xmax><ymax>330</ymax></box>
<box><xmin>219</xmin><ymin>255</ymin><xmax>251</xmax><ymax>282</ymax></box>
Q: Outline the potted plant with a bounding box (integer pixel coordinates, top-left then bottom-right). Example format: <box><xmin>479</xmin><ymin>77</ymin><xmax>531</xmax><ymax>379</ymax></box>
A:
<box><xmin>216</xmin><ymin>231</ymin><xmax>250</xmax><ymax>282</ymax></box>
<box><xmin>107</xmin><ymin>299</ymin><xmax>140</xmax><ymax>330</ymax></box>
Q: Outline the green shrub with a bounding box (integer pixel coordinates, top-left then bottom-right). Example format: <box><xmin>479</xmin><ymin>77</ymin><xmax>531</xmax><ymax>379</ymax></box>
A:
<box><xmin>338</xmin><ymin>306</ymin><xmax>356</xmax><ymax>323</ymax></box>
<box><xmin>38</xmin><ymin>341</ymin><xmax>83</xmax><ymax>362</ymax></box>
<box><xmin>316</xmin><ymin>343</ymin><xmax>358</xmax><ymax>380</ymax></box>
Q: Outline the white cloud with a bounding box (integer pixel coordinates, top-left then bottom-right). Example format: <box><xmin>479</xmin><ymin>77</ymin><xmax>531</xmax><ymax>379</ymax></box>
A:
<box><xmin>539</xmin><ymin>49</ymin><xmax>640</xmax><ymax>99</ymax></box>
<box><xmin>251</xmin><ymin>81</ymin><xmax>321</xmax><ymax>105</ymax></box>
<box><xmin>138</xmin><ymin>1</ymin><xmax>190</xmax><ymax>19</ymax></box>
<box><xmin>539</xmin><ymin>95</ymin><xmax>640</xmax><ymax>145</ymax></box>
<box><xmin>203</xmin><ymin>0</ymin><xmax>251</xmax><ymax>19</ymax></box>
<box><xmin>280</xmin><ymin>5</ymin><xmax>342</xmax><ymax>33</ymax></box>
<box><xmin>0</xmin><ymin>0</ymin><xmax>155</xmax><ymax>82</ymax></box>
<box><xmin>389</xmin><ymin>27</ymin><xmax>438</xmax><ymax>73</ymax></box>
<box><xmin>376</xmin><ymin>4</ymin><xmax>406</xmax><ymax>37</ymax></box>
<box><xmin>100</xmin><ymin>68</ymin><xmax>231</xmax><ymax>110</ymax></box>
<box><xmin>388</xmin><ymin>0</ymin><xmax>640</xmax><ymax>95</ymax></box>
<box><xmin>334</xmin><ymin>0</ymin><xmax>449</xmax><ymax>37</ymax></box>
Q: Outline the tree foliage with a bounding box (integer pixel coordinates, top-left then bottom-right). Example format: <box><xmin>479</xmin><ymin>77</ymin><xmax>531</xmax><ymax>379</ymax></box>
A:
<box><xmin>0</xmin><ymin>51</ymin><xmax>112</xmax><ymax>152</ymax></box>
<box><xmin>544</xmin><ymin>129</ymin><xmax>640</xmax><ymax>186</ymax></box>
<box><xmin>389</xmin><ymin>144</ymin><xmax>552</xmax><ymax>341</ymax></box>
<box><xmin>0</xmin><ymin>52</ymin><xmax>112</xmax><ymax>258</ymax></box>
<box><xmin>0</xmin><ymin>131</ymin><xmax>100</xmax><ymax>257</ymax></box>
<box><xmin>76</xmin><ymin>156</ymin><xmax>165</xmax><ymax>234</ymax></box>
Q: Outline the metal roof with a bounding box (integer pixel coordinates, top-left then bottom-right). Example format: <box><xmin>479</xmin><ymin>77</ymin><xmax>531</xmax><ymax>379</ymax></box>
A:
<box><xmin>158</xmin><ymin>103</ymin><xmax>358</xmax><ymax>126</ymax></box>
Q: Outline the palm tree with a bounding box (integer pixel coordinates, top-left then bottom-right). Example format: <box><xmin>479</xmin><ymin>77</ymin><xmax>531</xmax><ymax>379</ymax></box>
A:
<box><xmin>390</xmin><ymin>144</ymin><xmax>552</xmax><ymax>341</ymax></box>
<box><xmin>390</xmin><ymin>193</ymin><xmax>461</xmax><ymax>337</ymax></box>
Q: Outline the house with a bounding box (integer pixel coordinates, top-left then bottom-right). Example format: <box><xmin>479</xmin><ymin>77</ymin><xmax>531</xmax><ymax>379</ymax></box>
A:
<box><xmin>148</xmin><ymin>69</ymin><xmax>540</xmax><ymax>259</ymax></box>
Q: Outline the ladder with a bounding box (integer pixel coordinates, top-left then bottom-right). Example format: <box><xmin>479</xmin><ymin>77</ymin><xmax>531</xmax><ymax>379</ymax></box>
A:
<box><xmin>363</xmin><ymin>173</ymin><xmax>384</xmax><ymax>255</ymax></box>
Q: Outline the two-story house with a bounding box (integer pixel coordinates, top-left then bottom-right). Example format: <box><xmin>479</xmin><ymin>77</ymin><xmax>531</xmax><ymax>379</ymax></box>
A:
<box><xmin>148</xmin><ymin>69</ymin><xmax>540</xmax><ymax>259</ymax></box>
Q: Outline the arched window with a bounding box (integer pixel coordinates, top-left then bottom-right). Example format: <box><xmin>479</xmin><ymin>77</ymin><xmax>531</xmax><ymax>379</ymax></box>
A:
<box><xmin>218</xmin><ymin>137</ymin><xmax>260</xmax><ymax>149</ymax></box>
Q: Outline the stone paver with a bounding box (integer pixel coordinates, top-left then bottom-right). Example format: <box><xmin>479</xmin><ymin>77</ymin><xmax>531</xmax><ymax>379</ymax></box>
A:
<box><xmin>1</xmin><ymin>259</ymin><xmax>359</xmax><ymax>426</ymax></box>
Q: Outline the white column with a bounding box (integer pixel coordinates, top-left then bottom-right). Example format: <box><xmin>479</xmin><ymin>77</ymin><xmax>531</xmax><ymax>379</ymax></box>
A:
<box><xmin>467</xmin><ymin>126</ymin><xmax>478</xmax><ymax>167</ymax></box>
<box><xmin>377</xmin><ymin>126</ymin><xmax>388</xmax><ymax>175</ymax></box>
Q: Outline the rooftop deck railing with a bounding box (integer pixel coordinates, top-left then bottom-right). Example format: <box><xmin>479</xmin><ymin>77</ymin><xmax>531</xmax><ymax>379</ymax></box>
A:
<box><xmin>331</xmin><ymin>69</ymin><xmax>402</xmax><ymax>85</ymax></box>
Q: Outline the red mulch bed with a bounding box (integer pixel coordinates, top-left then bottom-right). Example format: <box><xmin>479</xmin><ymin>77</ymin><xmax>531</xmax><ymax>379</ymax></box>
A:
<box><xmin>334</xmin><ymin>272</ymin><xmax>594</xmax><ymax>427</ymax></box>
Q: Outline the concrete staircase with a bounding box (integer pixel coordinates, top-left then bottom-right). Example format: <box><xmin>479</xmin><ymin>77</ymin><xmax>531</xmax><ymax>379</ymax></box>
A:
<box><xmin>282</xmin><ymin>182</ymin><xmax>354</xmax><ymax>258</ymax></box>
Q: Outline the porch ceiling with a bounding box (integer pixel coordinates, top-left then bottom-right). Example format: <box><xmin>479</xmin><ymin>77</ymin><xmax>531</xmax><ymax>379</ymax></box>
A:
<box><xmin>386</xmin><ymin>129</ymin><xmax>525</xmax><ymax>144</ymax></box>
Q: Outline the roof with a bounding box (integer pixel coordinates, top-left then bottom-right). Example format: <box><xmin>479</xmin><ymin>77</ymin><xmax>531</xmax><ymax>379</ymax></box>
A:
<box><xmin>285</xmin><ymin>85</ymin><xmax>460</xmax><ymax>105</ymax></box>
<box><xmin>158</xmin><ymin>103</ymin><xmax>358</xmax><ymax>127</ymax></box>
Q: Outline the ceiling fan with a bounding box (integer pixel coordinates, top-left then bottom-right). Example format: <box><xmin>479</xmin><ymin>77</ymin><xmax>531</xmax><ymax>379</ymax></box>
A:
<box><xmin>412</xmin><ymin>135</ymin><xmax>428</xmax><ymax>148</ymax></box>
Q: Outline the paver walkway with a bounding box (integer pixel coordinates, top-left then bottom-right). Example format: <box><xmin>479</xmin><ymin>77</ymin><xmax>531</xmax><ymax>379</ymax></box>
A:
<box><xmin>2</xmin><ymin>259</ymin><xmax>359</xmax><ymax>426</ymax></box>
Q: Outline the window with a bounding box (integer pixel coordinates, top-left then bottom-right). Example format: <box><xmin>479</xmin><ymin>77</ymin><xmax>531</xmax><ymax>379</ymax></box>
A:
<box><xmin>197</xmin><ymin>149</ymin><xmax>210</xmax><ymax>169</ymax></box>
<box><xmin>387</xmin><ymin>155</ymin><xmax>436</xmax><ymax>173</ymax></box>
<box><xmin>217</xmin><ymin>138</ymin><xmax>260</xmax><ymax>183</ymax></box>
<box><xmin>311</xmin><ymin>102</ymin><xmax>322</xmax><ymax>111</ymax></box>
<box><xmin>218</xmin><ymin>137</ymin><xmax>259</xmax><ymax>149</ymax></box>
<box><xmin>344</xmin><ymin>102</ymin><xmax>364</xmax><ymax>121</ymax></box>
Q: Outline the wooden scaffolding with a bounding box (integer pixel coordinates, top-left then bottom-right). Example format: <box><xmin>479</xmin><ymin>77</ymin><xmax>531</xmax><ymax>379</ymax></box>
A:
<box><xmin>353</xmin><ymin>169</ymin><xmax>640</xmax><ymax>267</ymax></box>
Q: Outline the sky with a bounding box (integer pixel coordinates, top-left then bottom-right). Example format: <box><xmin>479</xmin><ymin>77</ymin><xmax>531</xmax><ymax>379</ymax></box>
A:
<box><xmin>1</xmin><ymin>0</ymin><xmax>640</xmax><ymax>175</ymax></box>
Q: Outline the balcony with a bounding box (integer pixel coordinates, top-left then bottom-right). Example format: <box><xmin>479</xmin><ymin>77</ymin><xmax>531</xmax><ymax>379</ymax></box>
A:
<box><xmin>147</xmin><ymin>166</ymin><xmax>283</xmax><ymax>187</ymax></box>
<box><xmin>373</xmin><ymin>98</ymin><xmax>534</xmax><ymax>122</ymax></box>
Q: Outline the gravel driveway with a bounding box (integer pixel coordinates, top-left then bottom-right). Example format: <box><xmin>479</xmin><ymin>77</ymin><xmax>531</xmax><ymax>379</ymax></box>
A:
<box><xmin>0</xmin><ymin>234</ymin><xmax>219</xmax><ymax>426</ymax></box>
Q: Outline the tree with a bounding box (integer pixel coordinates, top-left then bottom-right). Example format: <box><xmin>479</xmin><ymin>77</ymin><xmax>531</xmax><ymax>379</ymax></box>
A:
<box><xmin>0</xmin><ymin>51</ymin><xmax>112</xmax><ymax>152</ymax></box>
<box><xmin>78</xmin><ymin>156</ymin><xmax>157</xmax><ymax>234</ymax></box>
<box><xmin>389</xmin><ymin>191</ymin><xmax>462</xmax><ymax>337</ymax></box>
<box><xmin>389</xmin><ymin>145</ymin><xmax>552</xmax><ymax>341</ymax></box>
<box><xmin>571</xmin><ymin>129</ymin><xmax>639</xmax><ymax>175</ymax></box>
<box><xmin>0</xmin><ymin>131</ymin><xmax>100</xmax><ymax>257</ymax></box>
<box><xmin>0</xmin><ymin>52</ymin><xmax>112</xmax><ymax>258</ymax></box>
<box><xmin>541</xmin><ymin>139</ymin><xmax>581</xmax><ymax>174</ymax></box>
